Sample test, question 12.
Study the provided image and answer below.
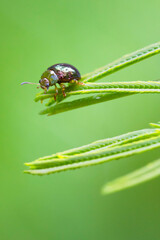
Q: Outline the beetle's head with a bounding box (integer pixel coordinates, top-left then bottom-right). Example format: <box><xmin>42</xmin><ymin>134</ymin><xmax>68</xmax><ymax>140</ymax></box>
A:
<box><xmin>21</xmin><ymin>69</ymin><xmax>58</xmax><ymax>91</ymax></box>
<box><xmin>39</xmin><ymin>78</ymin><xmax>50</xmax><ymax>90</ymax></box>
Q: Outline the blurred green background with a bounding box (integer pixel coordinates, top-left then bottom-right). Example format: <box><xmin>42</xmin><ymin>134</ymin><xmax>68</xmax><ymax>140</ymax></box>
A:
<box><xmin>1</xmin><ymin>0</ymin><xmax>160</xmax><ymax>239</ymax></box>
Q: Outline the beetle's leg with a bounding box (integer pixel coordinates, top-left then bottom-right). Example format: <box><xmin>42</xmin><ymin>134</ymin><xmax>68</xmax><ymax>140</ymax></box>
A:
<box><xmin>54</xmin><ymin>84</ymin><xmax>59</xmax><ymax>101</ymax></box>
<box><xmin>40</xmin><ymin>87</ymin><xmax>47</xmax><ymax>103</ymax></box>
<box><xmin>60</xmin><ymin>83</ymin><xmax>66</xmax><ymax>97</ymax></box>
<box><xmin>41</xmin><ymin>88</ymin><xmax>47</xmax><ymax>103</ymax></box>
<box><xmin>70</xmin><ymin>79</ymin><xmax>84</xmax><ymax>85</ymax></box>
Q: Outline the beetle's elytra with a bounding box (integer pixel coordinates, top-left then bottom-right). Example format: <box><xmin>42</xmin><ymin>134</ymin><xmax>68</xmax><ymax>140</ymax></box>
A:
<box><xmin>21</xmin><ymin>63</ymin><xmax>81</xmax><ymax>100</ymax></box>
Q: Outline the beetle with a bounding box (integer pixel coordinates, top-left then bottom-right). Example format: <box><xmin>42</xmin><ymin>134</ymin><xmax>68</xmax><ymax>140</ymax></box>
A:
<box><xmin>21</xmin><ymin>63</ymin><xmax>82</xmax><ymax>100</ymax></box>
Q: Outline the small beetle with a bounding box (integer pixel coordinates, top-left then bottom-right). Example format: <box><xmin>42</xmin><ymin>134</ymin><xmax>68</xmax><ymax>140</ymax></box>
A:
<box><xmin>21</xmin><ymin>63</ymin><xmax>82</xmax><ymax>99</ymax></box>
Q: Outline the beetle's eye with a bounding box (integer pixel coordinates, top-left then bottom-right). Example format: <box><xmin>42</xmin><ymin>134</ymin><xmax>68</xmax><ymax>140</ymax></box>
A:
<box><xmin>39</xmin><ymin>78</ymin><xmax>49</xmax><ymax>87</ymax></box>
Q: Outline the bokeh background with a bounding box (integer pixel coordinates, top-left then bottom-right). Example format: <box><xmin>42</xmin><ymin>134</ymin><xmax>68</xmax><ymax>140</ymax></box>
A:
<box><xmin>1</xmin><ymin>0</ymin><xmax>160</xmax><ymax>239</ymax></box>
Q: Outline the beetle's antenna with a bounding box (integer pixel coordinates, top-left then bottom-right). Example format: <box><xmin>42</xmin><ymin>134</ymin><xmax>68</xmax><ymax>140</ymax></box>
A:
<box><xmin>21</xmin><ymin>82</ymin><xmax>40</xmax><ymax>86</ymax></box>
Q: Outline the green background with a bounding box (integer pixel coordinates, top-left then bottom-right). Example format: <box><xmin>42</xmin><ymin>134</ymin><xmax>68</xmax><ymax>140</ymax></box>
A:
<box><xmin>1</xmin><ymin>0</ymin><xmax>160</xmax><ymax>239</ymax></box>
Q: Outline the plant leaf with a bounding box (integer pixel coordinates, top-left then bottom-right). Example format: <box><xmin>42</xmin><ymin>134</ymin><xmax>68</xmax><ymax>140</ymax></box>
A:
<box><xmin>24</xmin><ymin>126</ymin><xmax>160</xmax><ymax>175</ymax></box>
<box><xmin>35</xmin><ymin>42</ymin><xmax>160</xmax><ymax>108</ymax></box>
<box><xmin>39</xmin><ymin>92</ymin><xmax>134</xmax><ymax>116</ymax></box>
<box><xmin>39</xmin><ymin>80</ymin><xmax>160</xmax><ymax>115</ymax></box>
<box><xmin>83</xmin><ymin>42</ymin><xmax>160</xmax><ymax>82</ymax></box>
<box><xmin>35</xmin><ymin>128</ymin><xmax>160</xmax><ymax>160</ymax></box>
<box><xmin>69</xmin><ymin>81</ymin><xmax>160</xmax><ymax>95</ymax></box>
<box><xmin>150</xmin><ymin>122</ymin><xmax>160</xmax><ymax>128</ymax></box>
<box><xmin>101</xmin><ymin>158</ymin><xmax>160</xmax><ymax>195</ymax></box>
<box><xmin>35</xmin><ymin>81</ymin><xmax>160</xmax><ymax>103</ymax></box>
